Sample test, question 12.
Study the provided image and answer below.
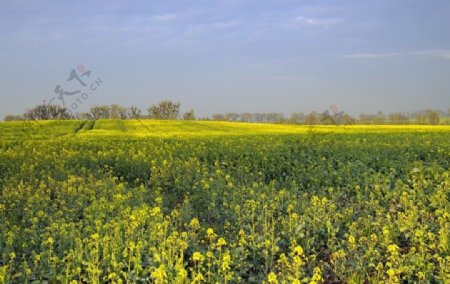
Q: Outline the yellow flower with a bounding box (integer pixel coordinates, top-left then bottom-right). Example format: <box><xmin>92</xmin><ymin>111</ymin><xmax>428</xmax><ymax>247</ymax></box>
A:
<box><xmin>267</xmin><ymin>272</ymin><xmax>278</xmax><ymax>283</ymax></box>
<box><xmin>151</xmin><ymin>265</ymin><xmax>167</xmax><ymax>281</ymax></box>
<box><xmin>348</xmin><ymin>235</ymin><xmax>357</xmax><ymax>250</ymax></box>
<box><xmin>293</xmin><ymin>245</ymin><xmax>304</xmax><ymax>256</ymax></box>
<box><xmin>192</xmin><ymin>273</ymin><xmax>204</xmax><ymax>283</ymax></box>
<box><xmin>417</xmin><ymin>271</ymin><xmax>425</xmax><ymax>280</ymax></box>
<box><xmin>207</xmin><ymin>228</ymin><xmax>214</xmax><ymax>236</ymax></box>
<box><xmin>387</xmin><ymin>268</ymin><xmax>396</xmax><ymax>278</ymax></box>
<box><xmin>189</xmin><ymin>218</ymin><xmax>201</xmax><ymax>230</ymax></box>
<box><xmin>176</xmin><ymin>265</ymin><xmax>188</xmax><ymax>283</ymax></box>
<box><xmin>47</xmin><ymin>237</ymin><xmax>54</xmax><ymax>245</ymax></box>
<box><xmin>177</xmin><ymin>266</ymin><xmax>187</xmax><ymax>276</ymax></box>
<box><xmin>217</xmin><ymin>238</ymin><xmax>227</xmax><ymax>247</ymax></box>
<box><xmin>192</xmin><ymin>252</ymin><xmax>203</xmax><ymax>262</ymax></box>
<box><xmin>108</xmin><ymin>272</ymin><xmax>117</xmax><ymax>279</ymax></box>
<box><xmin>150</xmin><ymin>206</ymin><xmax>161</xmax><ymax>216</ymax></box>
<box><xmin>277</xmin><ymin>253</ymin><xmax>289</xmax><ymax>266</ymax></box>
<box><xmin>387</xmin><ymin>244</ymin><xmax>399</xmax><ymax>254</ymax></box>
<box><xmin>221</xmin><ymin>252</ymin><xmax>231</xmax><ymax>272</ymax></box>
<box><xmin>331</xmin><ymin>249</ymin><xmax>346</xmax><ymax>261</ymax></box>
<box><xmin>370</xmin><ymin>234</ymin><xmax>378</xmax><ymax>242</ymax></box>
<box><xmin>311</xmin><ymin>267</ymin><xmax>323</xmax><ymax>282</ymax></box>
<box><xmin>292</xmin><ymin>255</ymin><xmax>303</xmax><ymax>269</ymax></box>
<box><xmin>348</xmin><ymin>235</ymin><xmax>355</xmax><ymax>245</ymax></box>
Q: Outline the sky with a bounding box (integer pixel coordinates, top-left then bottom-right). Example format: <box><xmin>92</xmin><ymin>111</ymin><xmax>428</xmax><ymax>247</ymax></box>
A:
<box><xmin>1</xmin><ymin>0</ymin><xmax>449</xmax><ymax>118</ymax></box>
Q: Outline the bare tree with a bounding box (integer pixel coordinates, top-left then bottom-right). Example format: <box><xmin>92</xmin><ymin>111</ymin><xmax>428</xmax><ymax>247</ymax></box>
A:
<box><xmin>388</xmin><ymin>112</ymin><xmax>408</xmax><ymax>124</ymax></box>
<box><xmin>148</xmin><ymin>100</ymin><xmax>181</xmax><ymax>120</ymax></box>
<box><xmin>304</xmin><ymin>112</ymin><xmax>319</xmax><ymax>125</ymax></box>
<box><xmin>225</xmin><ymin>113</ymin><xmax>240</xmax><ymax>121</ymax></box>
<box><xmin>24</xmin><ymin>104</ymin><xmax>71</xmax><ymax>120</ymax></box>
<box><xmin>266</xmin><ymin>113</ymin><xmax>284</xmax><ymax>123</ymax></box>
<box><xmin>183</xmin><ymin>109</ymin><xmax>196</xmax><ymax>120</ymax></box>
<box><xmin>374</xmin><ymin>111</ymin><xmax>385</xmax><ymax>124</ymax></box>
<box><xmin>90</xmin><ymin>105</ymin><xmax>111</xmax><ymax>119</ymax></box>
<box><xmin>4</xmin><ymin>114</ymin><xmax>24</xmax><ymax>121</ymax></box>
<box><xmin>428</xmin><ymin>111</ymin><xmax>440</xmax><ymax>125</ymax></box>
<box><xmin>289</xmin><ymin>112</ymin><xmax>304</xmax><ymax>124</ymax></box>
<box><xmin>110</xmin><ymin>104</ymin><xmax>127</xmax><ymax>119</ymax></box>
<box><xmin>240</xmin><ymin>113</ymin><xmax>253</xmax><ymax>122</ymax></box>
<box><xmin>211</xmin><ymin>113</ymin><xmax>226</xmax><ymax>121</ymax></box>
<box><xmin>341</xmin><ymin>114</ymin><xmax>355</xmax><ymax>125</ymax></box>
<box><xmin>128</xmin><ymin>106</ymin><xmax>142</xmax><ymax>119</ymax></box>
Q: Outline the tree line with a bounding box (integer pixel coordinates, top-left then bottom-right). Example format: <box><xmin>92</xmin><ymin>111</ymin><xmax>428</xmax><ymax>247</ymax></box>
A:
<box><xmin>3</xmin><ymin>101</ymin><xmax>448</xmax><ymax>125</ymax></box>
<box><xmin>4</xmin><ymin>100</ymin><xmax>195</xmax><ymax>121</ymax></box>
<box><xmin>207</xmin><ymin>110</ymin><xmax>445</xmax><ymax>125</ymax></box>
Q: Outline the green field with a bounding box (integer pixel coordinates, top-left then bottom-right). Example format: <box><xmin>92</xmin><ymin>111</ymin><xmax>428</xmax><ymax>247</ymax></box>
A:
<box><xmin>0</xmin><ymin>120</ymin><xmax>449</xmax><ymax>283</ymax></box>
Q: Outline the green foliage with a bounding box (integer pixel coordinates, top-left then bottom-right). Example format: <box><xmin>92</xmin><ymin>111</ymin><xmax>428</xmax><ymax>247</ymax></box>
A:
<box><xmin>0</xmin><ymin>121</ymin><xmax>449</xmax><ymax>283</ymax></box>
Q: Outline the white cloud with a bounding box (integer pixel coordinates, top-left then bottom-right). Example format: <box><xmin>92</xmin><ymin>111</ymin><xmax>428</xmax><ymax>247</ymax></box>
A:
<box><xmin>412</xmin><ymin>50</ymin><xmax>450</xmax><ymax>60</ymax></box>
<box><xmin>294</xmin><ymin>16</ymin><xmax>341</xmax><ymax>28</ymax></box>
<box><xmin>269</xmin><ymin>75</ymin><xmax>316</xmax><ymax>81</ymax></box>
<box><xmin>343</xmin><ymin>52</ymin><xmax>403</xmax><ymax>59</ymax></box>
<box><xmin>151</xmin><ymin>14</ymin><xmax>177</xmax><ymax>21</ymax></box>
<box><xmin>344</xmin><ymin>50</ymin><xmax>450</xmax><ymax>60</ymax></box>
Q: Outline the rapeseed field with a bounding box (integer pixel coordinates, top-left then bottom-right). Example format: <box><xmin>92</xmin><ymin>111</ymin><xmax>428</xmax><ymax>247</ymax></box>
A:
<box><xmin>0</xmin><ymin>120</ymin><xmax>449</xmax><ymax>283</ymax></box>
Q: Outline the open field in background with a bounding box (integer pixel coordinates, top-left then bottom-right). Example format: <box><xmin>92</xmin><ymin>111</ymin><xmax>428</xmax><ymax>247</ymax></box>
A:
<box><xmin>0</xmin><ymin>120</ymin><xmax>449</xmax><ymax>283</ymax></box>
<box><xmin>1</xmin><ymin>119</ymin><xmax>450</xmax><ymax>139</ymax></box>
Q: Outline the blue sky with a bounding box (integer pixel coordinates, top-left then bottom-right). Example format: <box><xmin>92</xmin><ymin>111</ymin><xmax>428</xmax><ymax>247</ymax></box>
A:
<box><xmin>1</xmin><ymin>0</ymin><xmax>449</xmax><ymax>118</ymax></box>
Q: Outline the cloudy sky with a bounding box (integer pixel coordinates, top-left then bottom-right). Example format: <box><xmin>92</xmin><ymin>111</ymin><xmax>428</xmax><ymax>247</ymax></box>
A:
<box><xmin>1</xmin><ymin>0</ymin><xmax>449</xmax><ymax>118</ymax></box>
